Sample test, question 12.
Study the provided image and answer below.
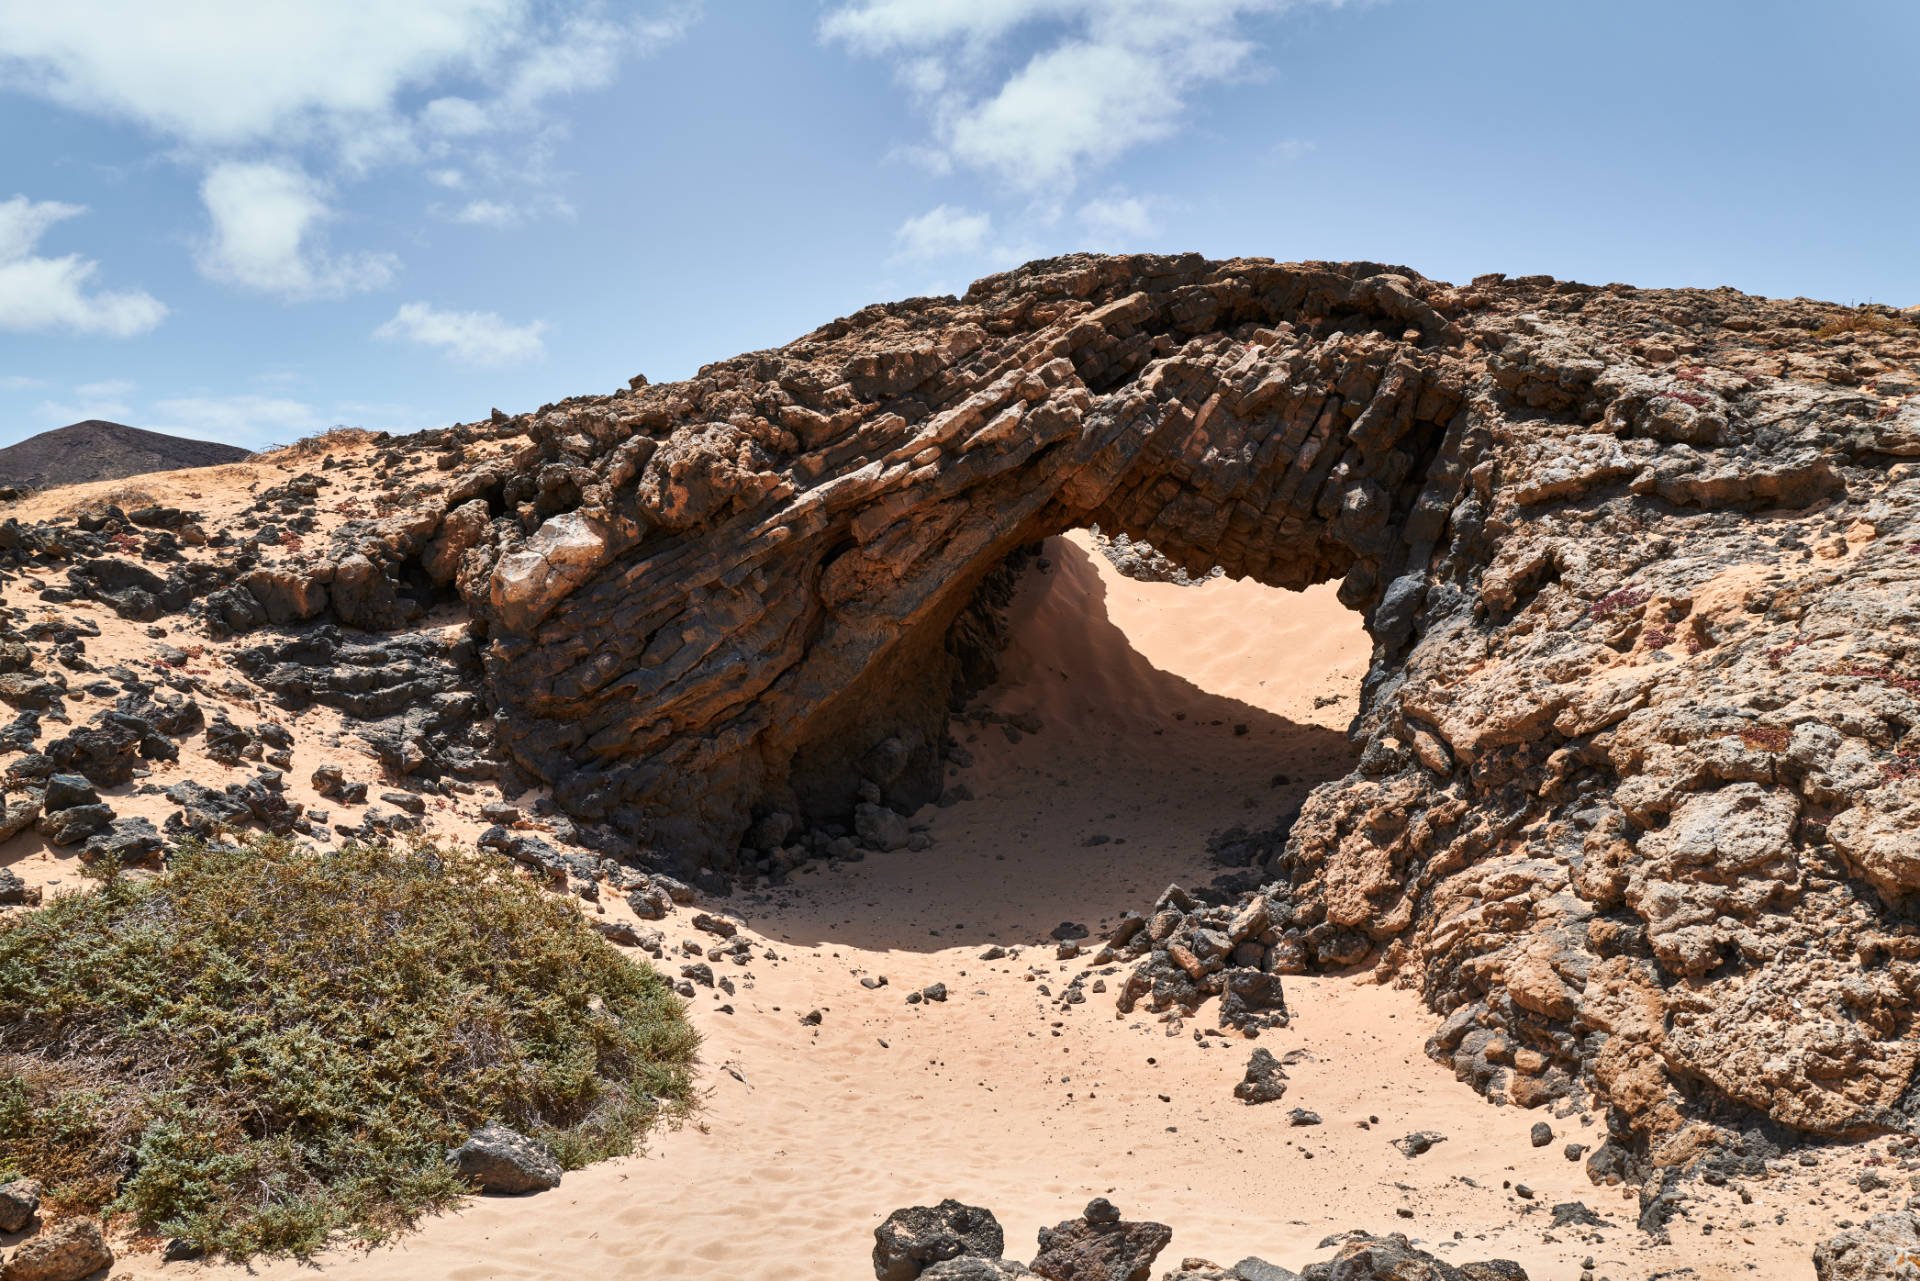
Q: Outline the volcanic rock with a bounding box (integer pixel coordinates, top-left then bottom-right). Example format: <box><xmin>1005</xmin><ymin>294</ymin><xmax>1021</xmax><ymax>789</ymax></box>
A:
<box><xmin>1029</xmin><ymin>1198</ymin><xmax>1171</xmax><ymax>1281</ymax></box>
<box><xmin>0</xmin><ymin>1215</ymin><xmax>114</xmax><ymax>1281</ymax></box>
<box><xmin>0</xmin><ymin>1177</ymin><xmax>41</xmax><ymax>1232</ymax></box>
<box><xmin>1813</xmin><ymin>1212</ymin><xmax>1920</xmax><ymax>1281</ymax></box>
<box><xmin>444</xmin><ymin>1122</ymin><xmax>563</xmax><ymax>1194</ymax></box>
<box><xmin>1234</xmin><ymin>1048</ymin><xmax>1289</xmax><ymax>1104</ymax></box>
<box><xmin>873</xmin><ymin>1199</ymin><xmax>1006</xmax><ymax>1281</ymax></box>
<box><xmin>0</xmin><ymin>420</ymin><xmax>248</xmax><ymax>490</ymax></box>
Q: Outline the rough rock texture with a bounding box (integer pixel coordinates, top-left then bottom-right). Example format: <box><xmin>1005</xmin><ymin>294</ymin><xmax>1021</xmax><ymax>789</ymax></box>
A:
<box><xmin>1029</xmin><ymin>1198</ymin><xmax>1171</xmax><ymax>1281</ymax></box>
<box><xmin>1296</xmin><ymin>1233</ymin><xmax>1523</xmax><ymax>1281</ymax></box>
<box><xmin>876</xmin><ymin>1211</ymin><xmax>1524</xmax><ymax>1281</ymax></box>
<box><xmin>0</xmin><ymin>1216</ymin><xmax>113</xmax><ymax>1281</ymax></box>
<box><xmin>874</xmin><ymin>1199</ymin><xmax>1007</xmax><ymax>1281</ymax></box>
<box><xmin>918</xmin><ymin>1260</ymin><xmax>1034</xmax><ymax>1281</ymax></box>
<box><xmin>0</xmin><ymin>1177</ymin><xmax>40</xmax><ymax>1232</ymax></box>
<box><xmin>1233</xmin><ymin>1047</ymin><xmax>1289</xmax><ymax>1104</ymax></box>
<box><xmin>1813</xmin><ymin>1212</ymin><xmax>1920</xmax><ymax>1281</ymax></box>
<box><xmin>443</xmin><ymin>1122</ymin><xmax>563</xmax><ymax>1194</ymax></box>
<box><xmin>395</xmin><ymin>254</ymin><xmax>1920</xmax><ymax>1190</ymax></box>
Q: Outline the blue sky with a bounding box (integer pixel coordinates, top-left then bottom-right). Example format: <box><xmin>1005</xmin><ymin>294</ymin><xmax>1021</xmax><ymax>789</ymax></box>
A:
<box><xmin>1</xmin><ymin>0</ymin><xmax>1915</xmax><ymax>450</ymax></box>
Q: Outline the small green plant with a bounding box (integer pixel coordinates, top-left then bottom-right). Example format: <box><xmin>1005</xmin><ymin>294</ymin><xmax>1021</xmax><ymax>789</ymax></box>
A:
<box><xmin>0</xmin><ymin>834</ymin><xmax>696</xmax><ymax>1259</ymax></box>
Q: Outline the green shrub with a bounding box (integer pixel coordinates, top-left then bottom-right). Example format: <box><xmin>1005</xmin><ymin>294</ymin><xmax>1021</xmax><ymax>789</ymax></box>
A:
<box><xmin>0</xmin><ymin>835</ymin><xmax>697</xmax><ymax>1258</ymax></box>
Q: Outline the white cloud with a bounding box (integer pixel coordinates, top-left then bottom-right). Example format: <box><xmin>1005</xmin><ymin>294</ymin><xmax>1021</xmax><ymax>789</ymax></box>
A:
<box><xmin>196</xmin><ymin>161</ymin><xmax>398</xmax><ymax>300</ymax></box>
<box><xmin>150</xmin><ymin>393</ymin><xmax>327</xmax><ymax>448</ymax></box>
<box><xmin>146</xmin><ymin>393</ymin><xmax>435</xmax><ymax>448</ymax></box>
<box><xmin>1272</xmin><ymin>137</ymin><xmax>1316</xmax><ymax>162</ymax></box>
<box><xmin>0</xmin><ymin>2</ymin><xmax>705</xmax><ymax>287</ymax></box>
<box><xmin>0</xmin><ymin>376</ymin><xmax>46</xmax><ymax>390</ymax></box>
<box><xmin>74</xmin><ymin>378</ymin><xmax>135</xmax><ymax>399</ymax></box>
<box><xmin>373</xmin><ymin>301</ymin><xmax>545</xmax><ymax>366</ymax></box>
<box><xmin>0</xmin><ymin>1</ymin><xmax>703</xmax><ymax>151</ymax></box>
<box><xmin>427</xmin><ymin>168</ymin><xmax>467</xmax><ymax>190</ymax></box>
<box><xmin>453</xmin><ymin>199</ymin><xmax>520</xmax><ymax>228</ymax></box>
<box><xmin>894</xmin><ymin>204</ymin><xmax>992</xmax><ymax>259</ymax></box>
<box><xmin>0</xmin><ymin>196</ymin><xmax>166</xmax><ymax>336</ymax></box>
<box><xmin>822</xmin><ymin>0</ymin><xmax>1348</xmax><ymax>190</ymax></box>
<box><xmin>443</xmin><ymin>194</ymin><xmax>574</xmax><ymax>228</ymax></box>
<box><xmin>37</xmin><ymin>392</ymin><xmax>134</xmax><ymax>425</ymax></box>
<box><xmin>1078</xmin><ymin>193</ymin><xmax>1156</xmax><ymax>245</ymax></box>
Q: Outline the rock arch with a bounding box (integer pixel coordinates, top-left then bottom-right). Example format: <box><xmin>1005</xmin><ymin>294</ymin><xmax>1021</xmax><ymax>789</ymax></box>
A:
<box><xmin>445</xmin><ymin>253</ymin><xmax>1920</xmax><ymax>1166</ymax></box>
<box><xmin>476</xmin><ymin>256</ymin><xmax>1482</xmax><ymax>861</ymax></box>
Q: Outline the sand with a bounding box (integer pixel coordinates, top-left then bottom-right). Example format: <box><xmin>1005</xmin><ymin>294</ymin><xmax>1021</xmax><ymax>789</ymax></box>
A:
<box><xmin>32</xmin><ymin>530</ymin><xmax>1877</xmax><ymax>1280</ymax></box>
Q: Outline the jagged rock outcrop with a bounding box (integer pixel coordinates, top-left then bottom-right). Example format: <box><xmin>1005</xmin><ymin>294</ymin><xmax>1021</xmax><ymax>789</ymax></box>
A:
<box><xmin>414</xmin><ymin>254</ymin><xmax>1919</xmax><ymax>1184</ymax></box>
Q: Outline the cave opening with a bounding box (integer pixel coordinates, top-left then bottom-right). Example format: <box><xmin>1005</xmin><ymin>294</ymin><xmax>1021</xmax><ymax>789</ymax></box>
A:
<box><xmin>732</xmin><ymin>528</ymin><xmax>1370</xmax><ymax>952</ymax></box>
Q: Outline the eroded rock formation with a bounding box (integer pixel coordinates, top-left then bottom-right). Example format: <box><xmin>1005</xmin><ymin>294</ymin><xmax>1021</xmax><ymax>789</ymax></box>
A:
<box><xmin>409</xmin><ymin>254</ymin><xmax>1920</xmax><ymax>1186</ymax></box>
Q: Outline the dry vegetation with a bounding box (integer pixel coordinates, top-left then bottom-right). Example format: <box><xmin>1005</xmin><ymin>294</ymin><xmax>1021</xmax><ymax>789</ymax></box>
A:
<box><xmin>55</xmin><ymin>485</ymin><xmax>158</xmax><ymax>519</ymax></box>
<box><xmin>0</xmin><ymin>836</ymin><xmax>699</xmax><ymax>1259</ymax></box>
<box><xmin>1814</xmin><ymin>305</ymin><xmax>1917</xmax><ymax>339</ymax></box>
<box><xmin>258</xmin><ymin>427</ymin><xmax>380</xmax><ymax>463</ymax></box>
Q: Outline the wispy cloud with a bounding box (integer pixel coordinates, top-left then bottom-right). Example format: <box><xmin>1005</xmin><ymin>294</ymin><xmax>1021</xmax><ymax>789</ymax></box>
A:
<box><xmin>0</xmin><ymin>1</ymin><xmax>705</xmax><ymax>154</ymax></box>
<box><xmin>1078</xmin><ymin>192</ymin><xmax>1156</xmax><ymax>245</ymax></box>
<box><xmin>373</xmin><ymin>301</ymin><xmax>545</xmax><ymax>366</ymax></box>
<box><xmin>822</xmin><ymin>0</ymin><xmax>1351</xmax><ymax>191</ymax></box>
<box><xmin>0</xmin><ymin>195</ymin><xmax>166</xmax><ymax>336</ymax></box>
<box><xmin>893</xmin><ymin>204</ymin><xmax>992</xmax><ymax>260</ymax></box>
<box><xmin>195</xmin><ymin>161</ymin><xmax>397</xmax><ymax>300</ymax></box>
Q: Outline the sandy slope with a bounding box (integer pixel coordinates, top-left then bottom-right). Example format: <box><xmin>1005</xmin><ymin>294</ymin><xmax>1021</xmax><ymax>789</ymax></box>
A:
<box><xmin>91</xmin><ymin>533</ymin><xmax>1886</xmax><ymax>1280</ymax></box>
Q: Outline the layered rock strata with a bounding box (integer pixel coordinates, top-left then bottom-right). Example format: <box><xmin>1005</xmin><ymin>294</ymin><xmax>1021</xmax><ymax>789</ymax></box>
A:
<box><xmin>415</xmin><ymin>254</ymin><xmax>1920</xmax><ymax>1178</ymax></box>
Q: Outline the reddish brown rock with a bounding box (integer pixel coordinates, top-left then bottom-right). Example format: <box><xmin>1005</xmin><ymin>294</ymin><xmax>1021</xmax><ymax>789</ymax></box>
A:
<box><xmin>1028</xmin><ymin>1199</ymin><xmax>1170</xmax><ymax>1281</ymax></box>
<box><xmin>425</xmin><ymin>255</ymin><xmax>1920</xmax><ymax>1172</ymax></box>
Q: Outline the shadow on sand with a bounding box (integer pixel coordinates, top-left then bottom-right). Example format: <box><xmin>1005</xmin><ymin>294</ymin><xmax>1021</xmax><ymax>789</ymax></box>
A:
<box><xmin>737</xmin><ymin>535</ymin><xmax>1361</xmax><ymax>954</ymax></box>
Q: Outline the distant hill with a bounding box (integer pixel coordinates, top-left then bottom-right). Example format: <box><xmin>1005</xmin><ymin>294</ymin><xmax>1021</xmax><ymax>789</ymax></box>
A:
<box><xmin>0</xmin><ymin>420</ymin><xmax>252</xmax><ymax>491</ymax></box>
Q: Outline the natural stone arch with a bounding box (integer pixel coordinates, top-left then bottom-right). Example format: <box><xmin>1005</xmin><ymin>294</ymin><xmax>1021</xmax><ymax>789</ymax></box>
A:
<box><xmin>473</xmin><ymin>255</ymin><xmax>1479</xmax><ymax>864</ymax></box>
<box><xmin>425</xmin><ymin>251</ymin><xmax>1920</xmax><ymax>1178</ymax></box>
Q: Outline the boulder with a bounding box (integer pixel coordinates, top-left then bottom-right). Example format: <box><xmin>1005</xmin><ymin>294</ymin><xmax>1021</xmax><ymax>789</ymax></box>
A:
<box><xmin>855</xmin><ymin>802</ymin><xmax>911</xmax><ymax>852</ymax></box>
<box><xmin>922</xmin><ymin>1261</ymin><xmax>1034</xmax><ymax>1280</ymax></box>
<box><xmin>444</xmin><ymin>1122</ymin><xmax>563</xmax><ymax>1194</ymax></box>
<box><xmin>0</xmin><ymin>1177</ymin><xmax>41</xmax><ymax>1232</ymax></box>
<box><xmin>422</xmin><ymin>499</ymin><xmax>492</xmax><ymax>585</ymax></box>
<box><xmin>874</xmin><ymin>1199</ymin><xmax>1006</xmax><ymax>1281</ymax></box>
<box><xmin>0</xmin><ymin>867</ymin><xmax>40</xmax><ymax>906</ymax></box>
<box><xmin>1</xmin><ymin>1216</ymin><xmax>113</xmax><ymax>1281</ymax></box>
<box><xmin>330</xmin><ymin>553</ymin><xmax>420</xmax><ymax>631</ymax></box>
<box><xmin>42</xmin><ymin>774</ymin><xmax>97</xmax><ymax>812</ymax></box>
<box><xmin>1814</xmin><ymin>1213</ymin><xmax>1920</xmax><ymax>1281</ymax></box>
<box><xmin>80</xmin><ymin>815</ymin><xmax>165</xmax><ymax>866</ymax></box>
<box><xmin>1029</xmin><ymin>1199</ymin><xmax>1171</xmax><ymax>1281</ymax></box>
<box><xmin>36</xmin><ymin>802</ymin><xmax>113</xmax><ymax>846</ymax></box>
<box><xmin>1233</xmin><ymin>1049</ymin><xmax>1288</xmax><ymax>1105</ymax></box>
<box><xmin>242</xmin><ymin>567</ymin><xmax>330</xmax><ymax>623</ymax></box>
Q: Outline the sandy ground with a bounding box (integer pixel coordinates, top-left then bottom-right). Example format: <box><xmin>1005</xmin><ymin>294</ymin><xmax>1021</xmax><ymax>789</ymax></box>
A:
<box><xmin>41</xmin><ymin>531</ymin><xmax>1892</xmax><ymax>1280</ymax></box>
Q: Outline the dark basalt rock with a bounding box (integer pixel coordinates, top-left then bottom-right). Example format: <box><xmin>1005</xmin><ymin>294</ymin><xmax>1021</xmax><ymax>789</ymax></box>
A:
<box><xmin>1029</xmin><ymin>1199</ymin><xmax>1171</xmax><ymax>1281</ymax></box>
<box><xmin>873</xmin><ymin>1199</ymin><xmax>1006</xmax><ymax>1281</ymax></box>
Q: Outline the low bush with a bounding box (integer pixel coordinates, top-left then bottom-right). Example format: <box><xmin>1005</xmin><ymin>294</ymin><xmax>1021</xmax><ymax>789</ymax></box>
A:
<box><xmin>56</xmin><ymin>484</ymin><xmax>157</xmax><ymax>520</ymax></box>
<box><xmin>1814</xmin><ymin>307</ymin><xmax>1912</xmax><ymax>339</ymax></box>
<box><xmin>260</xmin><ymin>426</ymin><xmax>378</xmax><ymax>461</ymax></box>
<box><xmin>0</xmin><ymin>835</ymin><xmax>697</xmax><ymax>1258</ymax></box>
